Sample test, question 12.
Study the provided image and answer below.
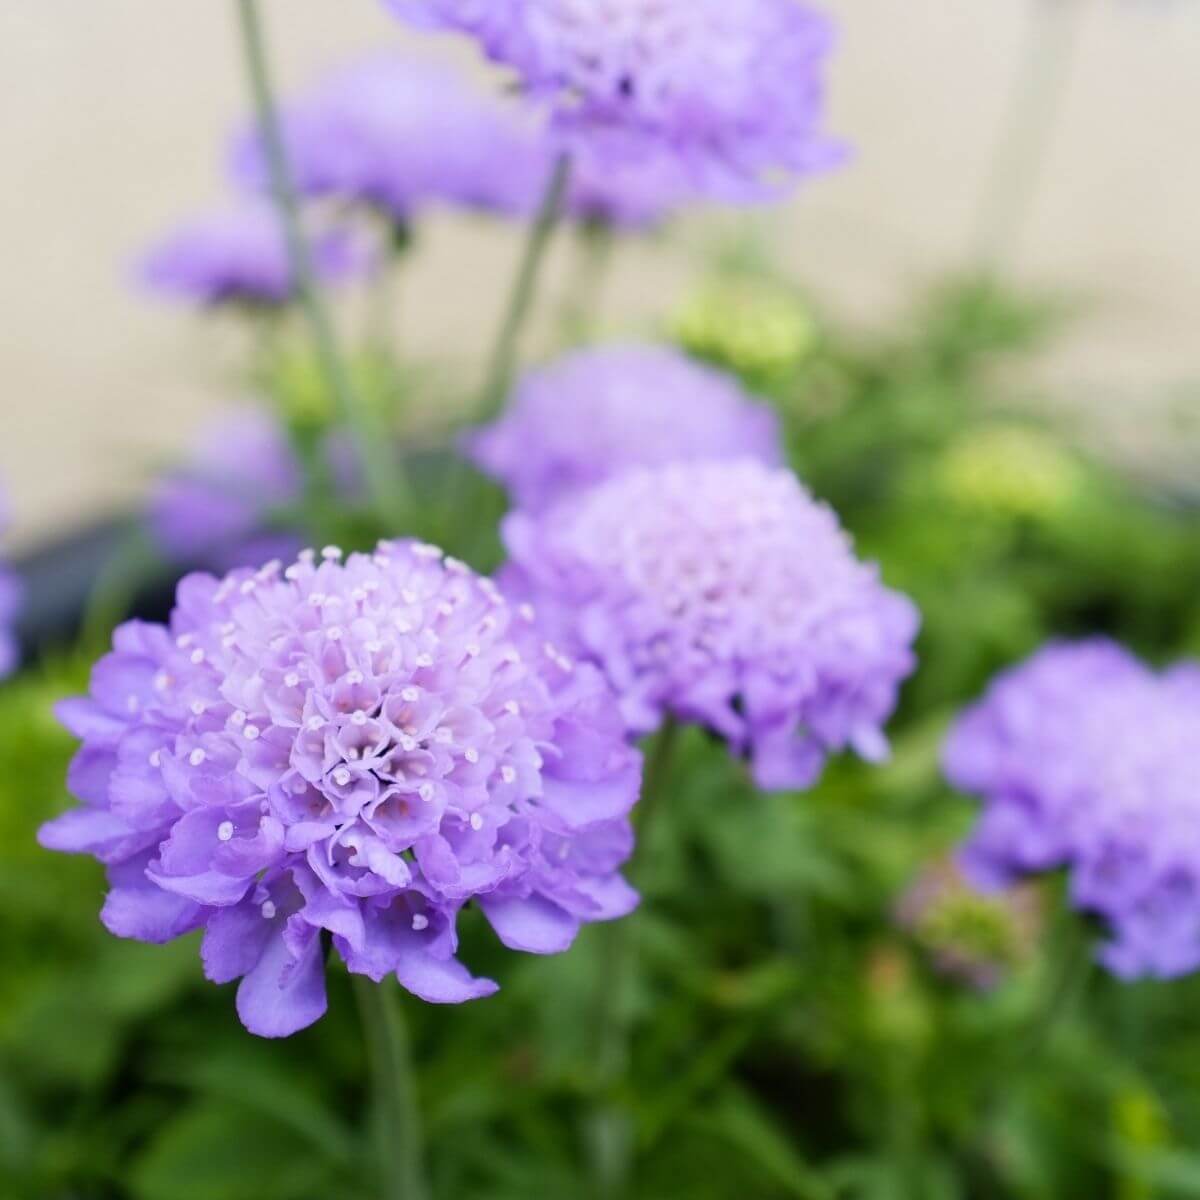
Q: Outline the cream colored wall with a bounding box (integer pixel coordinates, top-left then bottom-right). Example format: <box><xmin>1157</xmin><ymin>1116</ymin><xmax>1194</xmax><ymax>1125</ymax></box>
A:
<box><xmin>2</xmin><ymin>1</ymin><xmax>1198</xmax><ymax>548</ymax></box>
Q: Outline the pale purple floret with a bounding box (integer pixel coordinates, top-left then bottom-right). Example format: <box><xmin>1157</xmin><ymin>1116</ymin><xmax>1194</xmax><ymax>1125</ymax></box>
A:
<box><xmin>232</xmin><ymin>54</ymin><xmax>538</xmax><ymax>222</ymax></box>
<box><xmin>140</xmin><ymin>204</ymin><xmax>359</xmax><ymax>307</ymax></box>
<box><xmin>147</xmin><ymin>409</ymin><xmax>357</xmax><ymax>574</ymax></box>
<box><xmin>387</xmin><ymin>0</ymin><xmax>846</xmax><ymax>199</ymax></box>
<box><xmin>467</xmin><ymin>345</ymin><xmax>783</xmax><ymax>512</ymax></box>
<box><xmin>39</xmin><ymin>541</ymin><xmax>641</xmax><ymax>1036</ymax></box>
<box><xmin>501</xmin><ymin>460</ymin><xmax>919</xmax><ymax>788</ymax></box>
<box><xmin>946</xmin><ymin>639</ymin><xmax>1200</xmax><ymax>980</ymax></box>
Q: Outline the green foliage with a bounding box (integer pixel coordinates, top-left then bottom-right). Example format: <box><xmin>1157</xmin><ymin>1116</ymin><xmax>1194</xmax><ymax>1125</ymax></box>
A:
<box><xmin>4</xmin><ymin>277</ymin><xmax>1200</xmax><ymax>1198</ymax></box>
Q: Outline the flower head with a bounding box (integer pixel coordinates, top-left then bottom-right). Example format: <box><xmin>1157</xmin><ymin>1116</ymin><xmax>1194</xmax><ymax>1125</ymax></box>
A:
<box><xmin>388</xmin><ymin>0</ymin><xmax>845</xmax><ymax>199</ymax></box>
<box><xmin>501</xmin><ymin>460</ymin><xmax>918</xmax><ymax>788</ymax></box>
<box><xmin>39</xmin><ymin>542</ymin><xmax>641</xmax><ymax>1036</ymax></box>
<box><xmin>147</xmin><ymin>409</ymin><xmax>357</xmax><ymax>573</ymax></box>
<box><xmin>139</xmin><ymin>204</ymin><xmax>359</xmax><ymax>307</ymax></box>
<box><xmin>233</xmin><ymin>54</ymin><xmax>537</xmax><ymax>222</ymax></box>
<box><xmin>945</xmin><ymin>639</ymin><xmax>1200</xmax><ymax>979</ymax></box>
<box><xmin>467</xmin><ymin>345</ymin><xmax>783</xmax><ymax>512</ymax></box>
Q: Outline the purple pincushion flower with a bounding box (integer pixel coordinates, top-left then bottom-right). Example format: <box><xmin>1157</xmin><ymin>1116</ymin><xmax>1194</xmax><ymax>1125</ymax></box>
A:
<box><xmin>501</xmin><ymin>460</ymin><xmax>919</xmax><ymax>788</ymax></box>
<box><xmin>140</xmin><ymin>204</ymin><xmax>359</xmax><ymax>307</ymax></box>
<box><xmin>39</xmin><ymin>541</ymin><xmax>642</xmax><ymax>1036</ymax></box>
<box><xmin>467</xmin><ymin>345</ymin><xmax>784</xmax><ymax>512</ymax></box>
<box><xmin>946</xmin><ymin>639</ymin><xmax>1200</xmax><ymax>980</ymax></box>
<box><xmin>147</xmin><ymin>408</ymin><xmax>357</xmax><ymax>573</ymax></box>
<box><xmin>232</xmin><ymin>54</ymin><xmax>539</xmax><ymax>222</ymax></box>
<box><xmin>387</xmin><ymin>0</ymin><xmax>846</xmax><ymax>199</ymax></box>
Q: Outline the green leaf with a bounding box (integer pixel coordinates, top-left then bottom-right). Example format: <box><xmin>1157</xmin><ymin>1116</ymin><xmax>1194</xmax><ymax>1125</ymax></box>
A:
<box><xmin>130</xmin><ymin>1102</ymin><xmax>344</xmax><ymax>1200</ymax></box>
<box><xmin>683</xmin><ymin>1085</ymin><xmax>833</xmax><ymax>1200</ymax></box>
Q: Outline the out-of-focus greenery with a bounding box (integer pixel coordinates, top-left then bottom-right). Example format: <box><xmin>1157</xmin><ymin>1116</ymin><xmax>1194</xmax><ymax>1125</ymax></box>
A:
<box><xmin>5</xmin><ymin>274</ymin><xmax>1200</xmax><ymax>1200</ymax></box>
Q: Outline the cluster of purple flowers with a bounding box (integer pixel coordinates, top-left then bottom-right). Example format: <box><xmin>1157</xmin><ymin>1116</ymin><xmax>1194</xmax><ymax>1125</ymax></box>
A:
<box><xmin>946</xmin><ymin>639</ymin><xmax>1200</xmax><ymax>980</ymax></box>
<box><xmin>139</xmin><ymin>204</ymin><xmax>359</xmax><ymax>308</ymax></box>
<box><xmin>501</xmin><ymin>459</ymin><xmax>919</xmax><ymax>789</ymax></box>
<box><xmin>388</xmin><ymin>0</ymin><xmax>845</xmax><ymax>200</ymax></box>
<box><xmin>466</xmin><ymin>345</ymin><xmax>783</xmax><ymax>512</ymax></box>
<box><xmin>40</xmin><ymin>541</ymin><xmax>641</xmax><ymax>1035</ymax></box>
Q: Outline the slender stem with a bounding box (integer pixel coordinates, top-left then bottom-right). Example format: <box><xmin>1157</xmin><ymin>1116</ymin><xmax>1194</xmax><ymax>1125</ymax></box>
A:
<box><xmin>974</xmin><ymin>0</ymin><xmax>1086</xmax><ymax>268</ymax></box>
<box><xmin>80</xmin><ymin>525</ymin><xmax>161</xmax><ymax>653</ymax></box>
<box><xmin>629</xmin><ymin>718</ymin><xmax>680</xmax><ymax>874</ymax></box>
<box><xmin>352</xmin><ymin>974</ymin><xmax>429</xmax><ymax>1200</ymax></box>
<box><xmin>1017</xmin><ymin>912</ymin><xmax>1093</xmax><ymax>1067</ymax></box>
<box><xmin>587</xmin><ymin>720</ymin><xmax>681</xmax><ymax>1198</ymax></box>
<box><xmin>476</xmin><ymin>153</ymin><xmax>572</xmax><ymax>422</ymax></box>
<box><xmin>234</xmin><ymin>0</ymin><xmax>409</xmax><ymax>528</ymax></box>
<box><xmin>558</xmin><ymin>221</ymin><xmax>616</xmax><ymax>348</ymax></box>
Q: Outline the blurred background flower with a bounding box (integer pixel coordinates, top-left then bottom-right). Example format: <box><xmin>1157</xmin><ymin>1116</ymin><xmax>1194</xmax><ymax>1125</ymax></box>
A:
<box><xmin>466</xmin><ymin>344</ymin><xmax>782</xmax><ymax>512</ymax></box>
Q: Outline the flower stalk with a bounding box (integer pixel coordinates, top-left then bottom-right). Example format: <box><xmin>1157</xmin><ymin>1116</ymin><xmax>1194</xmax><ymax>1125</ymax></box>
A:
<box><xmin>234</xmin><ymin>0</ymin><xmax>410</xmax><ymax>529</ymax></box>
<box><xmin>353</xmin><ymin>975</ymin><xmax>430</xmax><ymax>1200</ymax></box>
<box><xmin>476</xmin><ymin>153</ymin><xmax>572</xmax><ymax>422</ymax></box>
<box><xmin>588</xmin><ymin>719</ymin><xmax>680</xmax><ymax>1198</ymax></box>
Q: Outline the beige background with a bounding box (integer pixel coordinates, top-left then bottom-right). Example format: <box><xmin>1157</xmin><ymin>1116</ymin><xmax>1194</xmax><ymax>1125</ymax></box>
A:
<box><xmin>2</xmin><ymin>1</ymin><xmax>1198</xmax><ymax>549</ymax></box>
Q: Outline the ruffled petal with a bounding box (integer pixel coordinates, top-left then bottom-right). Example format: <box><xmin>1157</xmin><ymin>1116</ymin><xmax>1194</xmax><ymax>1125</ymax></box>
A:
<box><xmin>480</xmin><ymin>893</ymin><xmax>580</xmax><ymax>954</ymax></box>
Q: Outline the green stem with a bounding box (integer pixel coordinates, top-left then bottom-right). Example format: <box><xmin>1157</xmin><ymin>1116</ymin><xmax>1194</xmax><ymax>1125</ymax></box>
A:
<box><xmin>558</xmin><ymin>221</ymin><xmax>615</xmax><ymax>348</ymax></box>
<box><xmin>587</xmin><ymin>720</ymin><xmax>681</xmax><ymax>1199</ymax></box>
<box><xmin>80</xmin><ymin>526</ymin><xmax>162</xmax><ymax>654</ymax></box>
<box><xmin>1018</xmin><ymin>912</ymin><xmax>1093</xmax><ymax>1067</ymax></box>
<box><xmin>234</xmin><ymin>0</ymin><xmax>409</xmax><ymax>529</ymax></box>
<box><xmin>476</xmin><ymin>153</ymin><xmax>572</xmax><ymax>422</ymax></box>
<box><xmin>352</xmin><ymin>975</ymin><xmax>429</xmax><ymax>1200</ymax></box>
<box><xmin>974</xmin><ymin>0</ymin><xmax>1086</xmax><ymax>268</ymax></box>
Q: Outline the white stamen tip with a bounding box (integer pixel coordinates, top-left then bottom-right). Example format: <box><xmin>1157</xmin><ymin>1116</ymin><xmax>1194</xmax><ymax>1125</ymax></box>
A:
<box><xmin>243</xmin><ymin>724</ymin><xmax>260</xmax><ymax>741</ymax></box>
<box><xmin>217</xmin><ymin>820</ymin><xmax>234</xmax><ymax>842</ymax></box>
<box><xmin>261</xmin><ymin>900</ymin><xmax>277</xmax><ymax>919</ymax></box>
<box><xmin>189</xmin><ymin>749</ymin><xmax>206</xmax><ymax>767</ymax></box>
<box><xmin>501</xmin><ymin>766</ymin><xmax>516</xmax><ymax>784</ymax></box>
<box><xmin>411</xmin><ymin>914</ymin><xmax>429</xmax><ymax>931</ymax></box>
<box><xmin>469</xmin><ymin>812</ymin><xmax>484</xmax><ymax>831</ymax></box>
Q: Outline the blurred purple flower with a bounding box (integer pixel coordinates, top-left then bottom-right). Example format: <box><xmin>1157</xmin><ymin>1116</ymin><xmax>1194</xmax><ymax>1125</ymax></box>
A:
<box><xmin>0</xmin><ymin>492</ymin><xmax>20</xmax><ymax>678</ymax></box>
<box><xmin>387</xmin><ymin>0</ymin><xmax>846</xmax><ymax>200</ymax></box>
<box><xmin>946</xmin><ymin>639</ymin><xmax>1200</xmax><ymax>980</ymax></box>
<box><xmin>467</xmin><ymin>345</ymin><xmax>783</xmax><ymax>512</ymax></box>
<box><xmin>501</xmin><ymin>459</ymin><xmax>918</xmax><ymax>788</ymax></box>
<box><xmin>39</xmin><ymin>541</ymin><xmax>642</xmax><ymax>1037</ymax></box>
<box><xmin>139</xmin><ymin>204</ymin><xmax>360</xmax><ymax>308</ymax></box>
<box><xmin>147</xmin><ymin>408</ymin><xmax>356</xmax><ymax>573</ymax></box>
<box><xmin>232</xmin><ymin>54</ymin><xmax>538</xmax><ymax>222</ymax></box>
